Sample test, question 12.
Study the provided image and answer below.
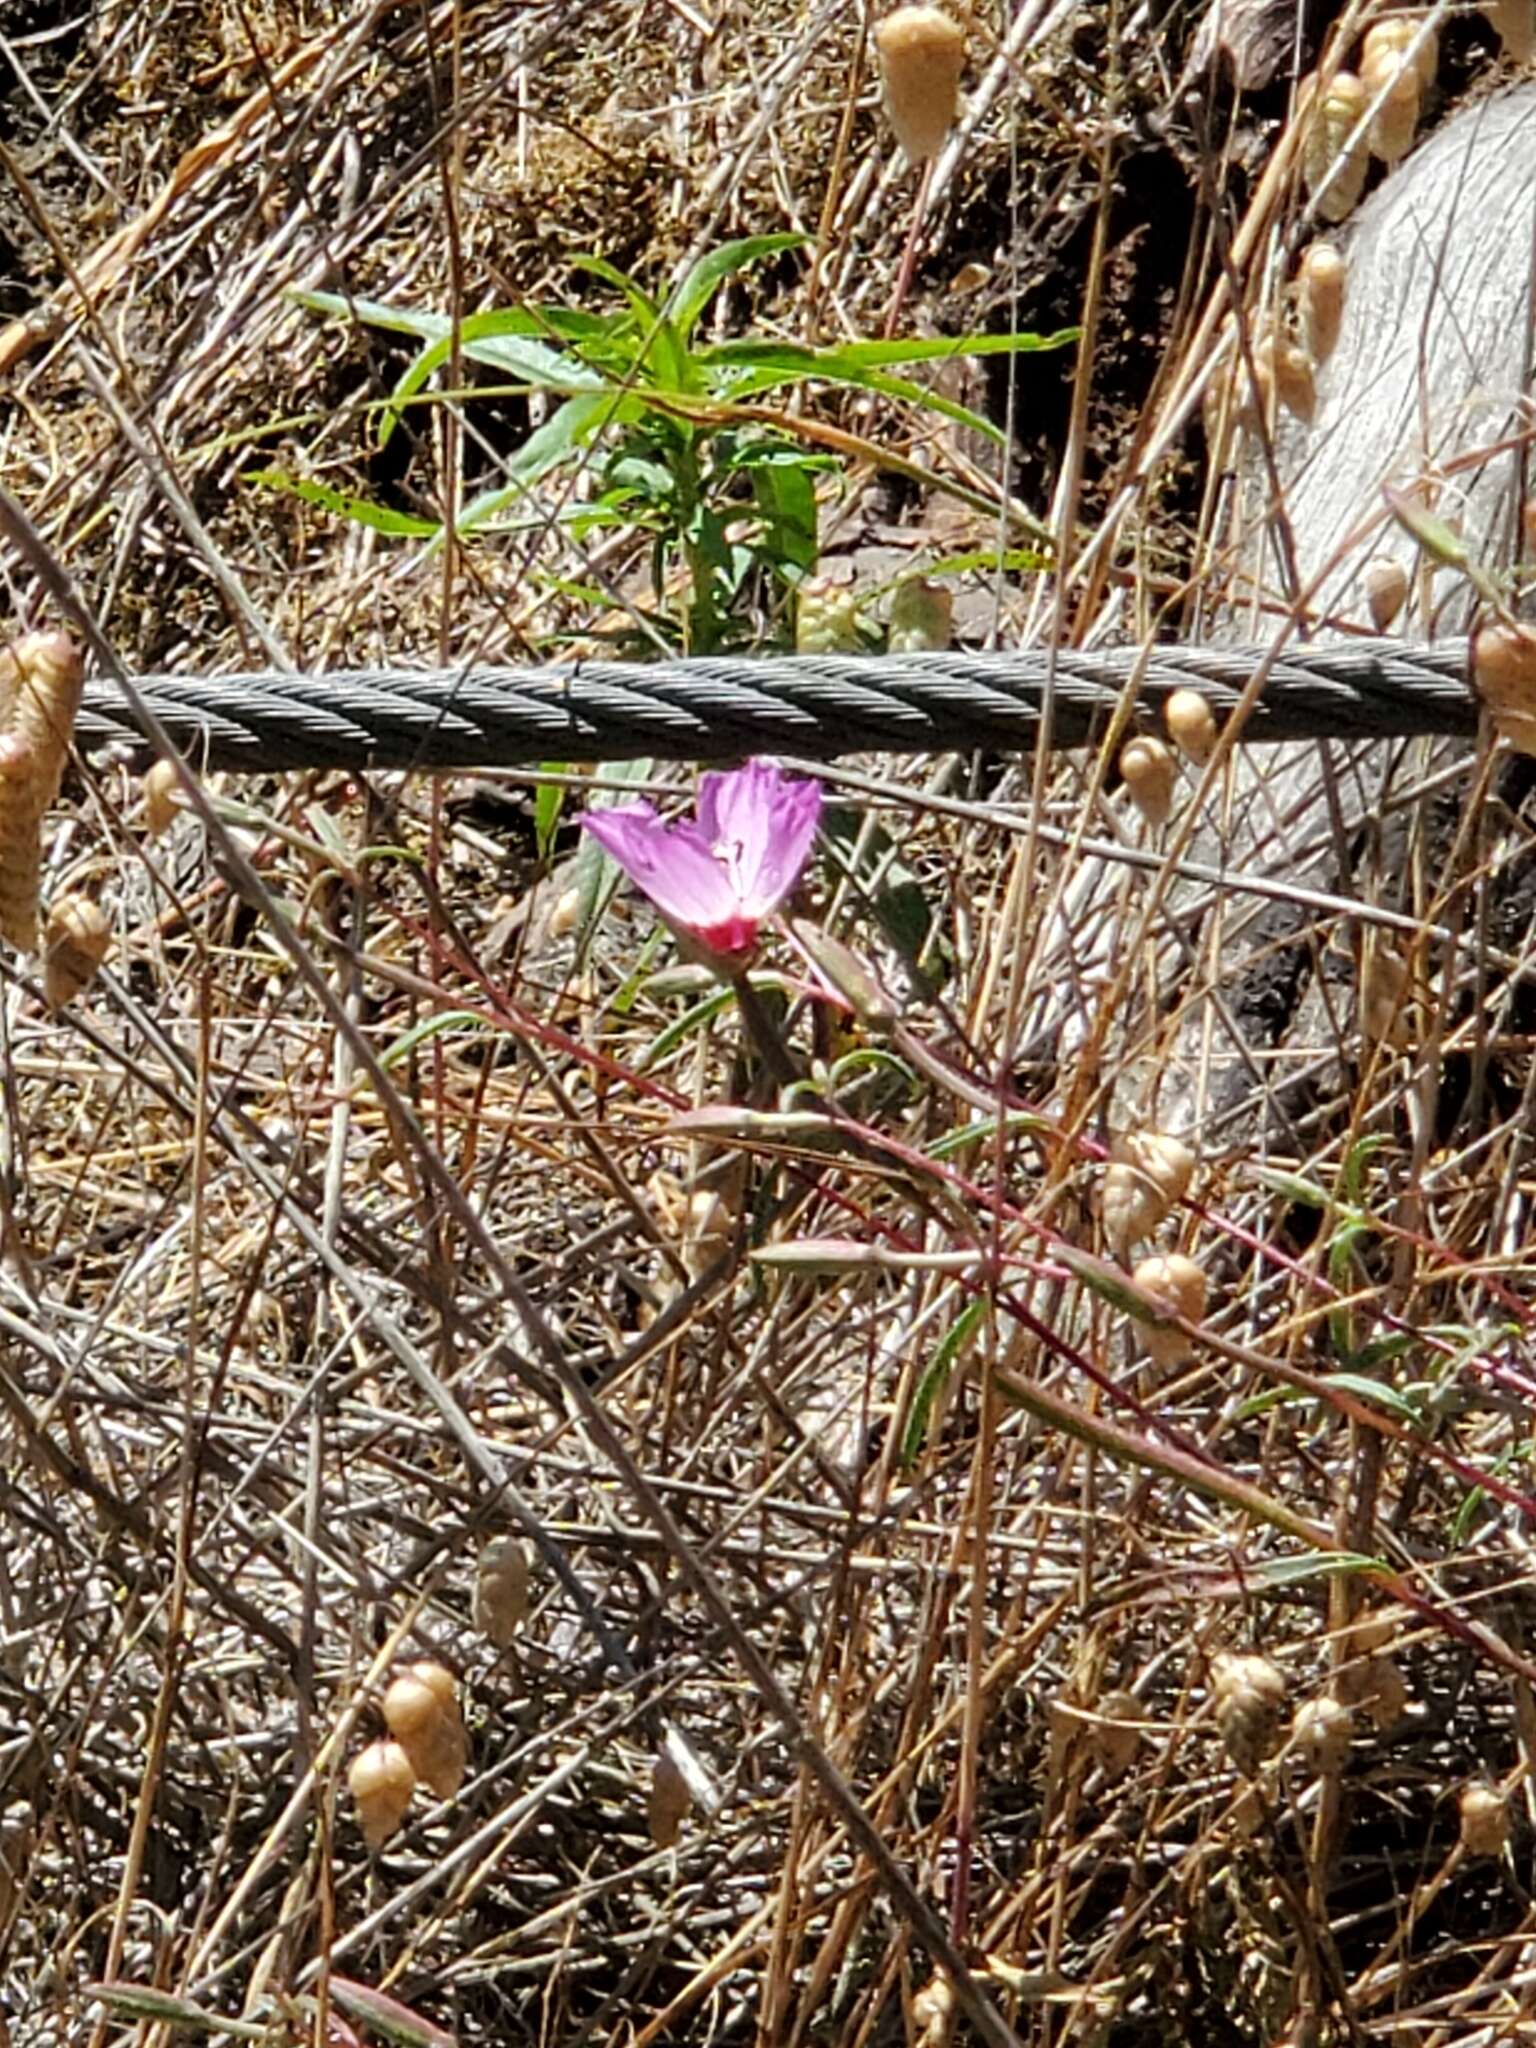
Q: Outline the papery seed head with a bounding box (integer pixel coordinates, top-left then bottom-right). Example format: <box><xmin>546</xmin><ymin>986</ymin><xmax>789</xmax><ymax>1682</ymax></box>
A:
<box><xmin>1486</xmin><ymin>0</ymin><xmax>1536</xmax><ymax>62</ymax></box>
<box><xmin>1360</xmin><ymin>936</ymin><xmax>1411</xmax><ymax>1045</ymax></box>
<box><xmin>1473</xmin><ymin>624</ymin><xmax>1536</xmax><ymax>755</ymax></box>
<box><xmin>143</xmin><ymin>760</ymin><xmax>186</xmax><ymax>838</ymax></box>
<box><xmin>1298</xmin><ymin>243</ymin><xmax>1347</xmax><ymax>362</ymax></box>
<box><xmin>1119</xmin><ymin>736</ymin><xmax>1177</xmax><ymax>827</ymax></box>
<box><xmin>1165</xmin><ymin>688</ymin><xmax>1219</xmax><ymax>764</ymax></box>
<box><xmin>1131</xmin><ymin>1252</ymin><xmax>1208</xmax><ymax>1368</ymax></box>
<box><xmin>684</xmin><ymin>1187</ymin><xmax>733</xmax><ymax>1280</ymax></box>
<box><xmin>546</xmin><ymin>884</ymin><xmax>582</xmax><ymax>940</ymax></box>
<box><xmin>1304</xmin><ymin>72</ymin><xmax>1369</xmax><ymax>221</ymax></box>
<box><xmin>1210</xmin><ymin>1651</ymin><xmax>1287</xmax><ymax>1774</ymax></box>
<box><xmin>0</xmin><ymin>630</ymin><xmax>85</xmax><ymax>954</ymax></box>
<box><xmin>349</xmin><ymin>1738</ymin><xmax>416</xmax><ymax>1850</ymax></box>
<box><xmin>1088</xmin><ymin>1690</ymin><xmax>1143</xmax><ymax>1779</ymax></box>
<box><xmin>1460</xmin><ymin>1780</ymin><xmax>1510</xmax><ymax>1856</ymax></box>
<box><xmin>874</xmin><ymin>6</ymin><xmax>967</xmax><ymax>164</ymax></box>
<box><xmin>43</xmin><ymin>894</ymin><xmax>110</xmax><ymax>1009</ymax></box>
<box><xmin>382</xmin><ymin>1672</ymin><xmax>443</xmax><ymax>1742</ymax></box>
<box><xmin>647</xmin><ymin>1750</ymin><xmax>692</xmax><ymax>1849</ymax></box>
<box><xmin>1293</xmin><ymin>1694</ymin><xmax>1352</xmax><ymax>1774</ymax></box>
<box><xmin>1523</xmin><ymin>496</ymin><xmax>1536</xmax><ymax>562</ymax></box>
<box><xmin>1272</xmin><ymin>340</ymin><xmax>1317</xmax><ymax>424</ymax></box>
<box><xmin>1364</xmin><ymin>556</ymin><xmax>1408</xmax><ymax>631</ymax></box>
<box><xmin>474</xmin><ymin>1536</ymin><xmax>531</xmax><ymax>1648</ymax></box>
<box><xmin>1102</xmin><ymin>1130</ymin><xmax>1196</xmax><ymax>1262</ymax></box>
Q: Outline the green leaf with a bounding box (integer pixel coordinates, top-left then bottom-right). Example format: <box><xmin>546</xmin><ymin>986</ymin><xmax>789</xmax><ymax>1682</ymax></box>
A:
<box><xmin>534</xmin><ymin>772</ymin><xmax>567</xmax><ymax>862</ymax></box>
<box><xmin>901</xmin><ymin>1296</ymin><xmax>986</xmax><ymax>1466</ymax></box>
<box><xmin>925</xmin><ymin>1112</ymin><xmax>1047</xmax><ymax>1160</ymax></box>
<box><xmin>243</xmin><ymin>469</ymin><xmax>440</xmax><ymax>537</ymax></box>
<box><xmin>668</xmin><ymin>232</ymin><xmax>810</xmax><ymax>341</ymax></box>
<box><xmin>702</xmin><ymin>329</ymin><xmax>1077</xmax><ymax>373</ymax></box>
<box><xmin>327</xmin><ymin>1977</ymin><xmax>458</xmax><ymax>2048</ymax></box>
<box><xmin>1246</xmin><ymin>1550</ymin><xmax>1385</xmax><ymax>1591</ymax></box>
<box><xmin>1251</xmin><ymin>1165</ymin><xmax>1331</xmax><ymax>1208</ymax></box>
<box><xmin>86</xmin><ymin>1984</ymin><xmax>265</xmax><ymax>2037</ymax></box>
<box><xmin>452</xmin><ymin>391</ymin><xmax>634</xmax><ymax>537</ymax></box>
<box><xmin>380</xmin><ymin>311</ymin><xmax>603</xmax><ymax>447</ymax></box>
<box><xmin>638</xmin><ymin>985</ymin><xmax>737</xmax><ymax>1070</ymax></box>
<box><xmin>571</xmin><ymin>255</ymin><xmax>697</xmax><ymax>393</ymax></box>
<box><xmin>379</xmin><ymin>1011</ymin><xmax>491</xmax><ymax>1070</ymax></box>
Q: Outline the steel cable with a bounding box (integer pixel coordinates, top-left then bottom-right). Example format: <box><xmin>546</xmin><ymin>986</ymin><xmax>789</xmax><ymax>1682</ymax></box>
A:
<box><xmin>76</xmin><ymin>638</ymin><xmax>1477</xmax><ymax>772</ymax></box>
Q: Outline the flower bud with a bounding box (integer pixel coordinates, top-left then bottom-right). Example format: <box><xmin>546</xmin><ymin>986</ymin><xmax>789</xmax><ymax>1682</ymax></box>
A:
<box><xmin>1361</xmin><ymin>22</ymin><xmax>1425</xmax><ymax>166</ymax></box>
<box><xmin>888</xmin><ymin>576</ymin><xmax>953</xmax><ymax>653</ymax></box>
<box><xmin>874</xmin><ymin>6</ymin><xmax>967</xmax><ymax>164</ymax></box>
<box><xmin>795</xmin><ymin>578</ymin><xmax>860</xmax><ymax>655</ymax></box>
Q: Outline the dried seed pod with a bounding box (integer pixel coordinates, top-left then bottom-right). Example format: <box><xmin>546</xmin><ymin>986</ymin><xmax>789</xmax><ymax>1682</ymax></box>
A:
<box><xmin>1362</xmin><ymin>55</ymin><xmax>1420</xmax><ymax>166</ymax></box>
<box><xmin>1338</xmin><ymin>1652</ymin><xmax>1409</xmax><ymax>1730</ymax></box>
<box><xmin>382</xmin><ymin>1665</ymin><xmax>467</xmax><ymax>1799</ymax></box>
<box><xmin>1523</xmin><ymin>496</ymin><xmax>1536</xmax><ymax>562</ymax></box>
<box><xmin>1271</xmin><ymin>339</ymin><xmax>1317</xmax><ymax>425</ymax></box>
<box><xmin>1131</xmin><ymin>1252</ymin><xmax>1208</xmax><ymax>1368</ymax></box>
<box><xmin>1473</xmin><ymin>623</ymin><xmax>1536</xmax><ymax>754</ymax></box>
<box><xmin>647</xmin><ymin>1750</ymin><xmax>692</xmax><ymax>1849</ymax></box>
<box><xmin>1486</xmin><ymin>0</ymin><xmax>1536</xmax><ymax>62</ymax></box>
<box><xmin>1359</xmin><ymin>934</ymin><xmax>1411</xmax><ymax>1046</ymax></box>
<box><xmin>1303</xmin><ymin>71</ymin><xmax>1369</xmax><ymax>222</ymax></box>
<box><xmin>143</xmin><ymin>759</ymin><xmax>186</xmax><ymax>838</ymax></box>
<box><xmin>349</xmin><ymin>1738</ymin><xmax>416</xmax><ymax>1850</ymax></box>
<box><xmin>796</xmin><ymin>578</ymin><xmax>861</xmax><ymax>655</ymax></box>
<box><xmin>874</xmin><ymin>6</ymin><xmax>967</xmax><ymax>164</ymax></box>
<box><xmin>1292</xmin><ymin>1693</ymin><xmax>1351</xmax><ymax>1773</ymax></box>
<box><xmin>887</xmin><ymin>576</ymin><xmax>954</xmax><ymax>653</ymax></box>
<box><xmin>1165</xmin><ymin>688</ymin><xmax>1218</xmax><ymax>764</ymax></box>
<box><xmin>1459</xmin><ymin>1780</ymin><xmax>1510</xmax><ymax>1856</ymax></box>
<box><xmin>43</xmin><ymin>894</ymin><xmax>109</xmax><ymax>1009</ymax></box>
<box><xmin>546</xmin><ymin>885</ymin><xmax>582</xmax><ymax>941</ymax></box>
<box><xmin>1210</xmin><ymin>1651</ymin><xmax>1287</xmax><ymax>1775</ymax></box>
<box><xmin>1088</xmin><ymin>1690</ymin><xmax>1143</xmax><ymax>1780</ymax></box>
<box><xmin>912</xmin><ymin>1975</ymin><xmax>955</xmax><ymax>2046</ymax></box>
<box><xmin>1119</xmin><ymin>736</ymin><xmax>1177</xmax><ymax>827</ymax></box>
<box><xmin>1298</xmin><ymin>243</ymin><xmax>1346</xmax><ymax>363</ymax></box>
<box><xmin>683</xmin><ymin>1187</ymin><xmax>733</xmax><ymax>1281</ymax></box>
<box><xmin>474</xmin><ymin>1535</ymin><xmax>531</xmax><ymax>1648</ymax></box>
<box><xmin>1102</xmin><ymin>1130</ymin><xmax>1197</xmax><ymax>1262</ymax></box>
<box><xmin>1364</xmin><ymin>556</ymin><xmax>1408</xmax><ymax>631</ymax></box>
<box><xmin>0</xmin><ymin>631</ymin><xmax>85</xmax><ymax>952</ymax></box>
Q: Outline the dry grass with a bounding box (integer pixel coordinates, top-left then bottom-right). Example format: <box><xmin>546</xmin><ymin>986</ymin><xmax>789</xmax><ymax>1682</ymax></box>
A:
<box><xmin>4</xmin><ymin>1</ymin><xmax>1536</xmax><ymax>2045</ymax></box>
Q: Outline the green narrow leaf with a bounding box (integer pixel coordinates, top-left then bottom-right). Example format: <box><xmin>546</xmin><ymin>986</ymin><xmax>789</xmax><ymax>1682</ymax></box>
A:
<box><xmin>327</xmin><ymin>1977</ymin><xmax>458</xmax><ymax>2048</ymax></box>
<box><xmin>534</xmin><ymin>771</ymin><xmax>568</xmax><ymax>862</ymax></box>
<box><xmin>901</xmin><ymin>1297</ymin><xmax>987</xmax><ymax>1467</ymax></box>
<box><xmin>668</xmin><ymin>232</ymin><xmax>810</xmax><ymax>341</ymax></box>
<box><xmin>379</xmin><ymin>1010</ymin><xmax>491</xmax><ymax>1070</ymax></box>
<box><xmin>85</xmin><ymin>1985</ymin><xmax>265</xmax><ymax>2038</ymax></box>
<box><xmin>243</xmin><ymin>470</ymin><xmax>440</xmax><ymax>537</ymax></box>
<box><xmin>1247</xmin><ymin>1550</ymin><xmax>1384</xmax><ymax>1591</ymax></box>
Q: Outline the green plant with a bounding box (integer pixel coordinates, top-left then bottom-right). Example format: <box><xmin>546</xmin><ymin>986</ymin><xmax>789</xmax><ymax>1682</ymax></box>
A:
<box><xmin>265</xmin><ymin>235</ymin><xmax>1072</xmax><ymax>653</ymax></box>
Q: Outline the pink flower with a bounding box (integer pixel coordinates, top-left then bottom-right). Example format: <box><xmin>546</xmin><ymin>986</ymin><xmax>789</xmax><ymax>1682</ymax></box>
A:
<box><xmin>580</xmin><ymin>760</ymin><xmax>821</xmax><ymax>965</ymax></box>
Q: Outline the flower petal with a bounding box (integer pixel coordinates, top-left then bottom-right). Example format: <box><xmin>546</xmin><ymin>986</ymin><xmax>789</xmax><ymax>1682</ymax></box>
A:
<box><xmin>580</xmin><ymin>804</ymin><xmax>738</xmax><ymax>926</ymax></box>
<box><xmin>698</xmin><ymin>761</ymin><xmax>821</xmax><ymax>917</ymax></box>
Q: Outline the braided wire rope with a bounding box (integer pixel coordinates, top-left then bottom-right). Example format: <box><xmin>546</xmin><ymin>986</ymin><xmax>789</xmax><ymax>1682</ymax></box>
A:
<box><xmin>77</xmin><ymin>638</ymin><xmax>1478</xmax><ymax>772</ymax></box>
